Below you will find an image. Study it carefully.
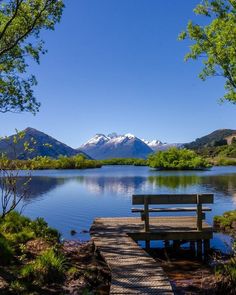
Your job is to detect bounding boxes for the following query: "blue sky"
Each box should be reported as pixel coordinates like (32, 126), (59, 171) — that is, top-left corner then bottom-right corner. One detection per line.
(0, 0), (235, 147)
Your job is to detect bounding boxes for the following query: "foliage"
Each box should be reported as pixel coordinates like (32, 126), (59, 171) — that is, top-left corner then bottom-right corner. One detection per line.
(0, 211), (60, 247)
(185, 129), (236, 150)
(0, 0), (64, 114)
(214, 210), (236, 232)
(214, 210), (236, 294)
(194, 142), (236, 165)
(21, 248), (66, 284)
(0, 233), (14, 264)
(148, 147), (211, 170)
(179, 0), (236, 103)
(29, 154), (102, 169)
(0, 130), (32, 218)
(99, 158), (147, 166)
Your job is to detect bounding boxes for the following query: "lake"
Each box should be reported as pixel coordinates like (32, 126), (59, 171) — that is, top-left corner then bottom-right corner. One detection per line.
(19, 165), (236, 252)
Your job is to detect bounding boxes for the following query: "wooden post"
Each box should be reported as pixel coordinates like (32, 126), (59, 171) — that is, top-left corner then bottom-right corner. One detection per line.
(164, 240), (170, 248)
(197, 240), (202, 259)
(190, 241), (195, 255)
(144, 196), (149, 232)
(145, 240), (150, 249)
(173, 240), (180, 251)
(197, 195), (202, 231)
(204, 239), (210, 260)
(144, 196), (150, 249)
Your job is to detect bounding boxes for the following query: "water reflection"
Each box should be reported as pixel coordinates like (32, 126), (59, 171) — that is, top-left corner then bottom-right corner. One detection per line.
(75, 176), (147, 195)
(148, 175), (200, 189)
(16, 172), (236, 203)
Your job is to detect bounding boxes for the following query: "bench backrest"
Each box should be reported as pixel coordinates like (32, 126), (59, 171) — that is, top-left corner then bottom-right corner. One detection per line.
(132, 194), (214, 205)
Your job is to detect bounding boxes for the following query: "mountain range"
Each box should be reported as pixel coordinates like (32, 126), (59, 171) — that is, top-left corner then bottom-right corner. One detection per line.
(78, 133), (181, 159)
(0, 127), (88, 160)
(0, 127), (235, 160)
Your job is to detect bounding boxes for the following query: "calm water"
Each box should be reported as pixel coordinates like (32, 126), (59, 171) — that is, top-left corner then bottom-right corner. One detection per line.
(18, 166), (236, 251)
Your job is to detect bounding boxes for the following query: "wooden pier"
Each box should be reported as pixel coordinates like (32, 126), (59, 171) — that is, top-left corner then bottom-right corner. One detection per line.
(90, 194), (213, 294)
(91, 217), (174, 294)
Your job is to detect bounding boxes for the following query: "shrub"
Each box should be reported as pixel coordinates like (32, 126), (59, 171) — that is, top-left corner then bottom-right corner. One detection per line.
(30, 217), (60, 242)
(148, 147), (211, 170)
(100, 158), (147, 166)
(0, 234), (14, 264)
(215, 240), (236, 295)
(21, 249), (66, 284)
(0, 211), (31, 234)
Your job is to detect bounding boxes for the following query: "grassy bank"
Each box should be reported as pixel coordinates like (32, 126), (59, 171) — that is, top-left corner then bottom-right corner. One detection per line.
(0, 211), (110, 294)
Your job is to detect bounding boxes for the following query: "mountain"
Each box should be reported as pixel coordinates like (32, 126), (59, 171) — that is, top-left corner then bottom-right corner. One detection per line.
(142, 139), (163, 151)
(0, 127), (89, 159)
(185, 129), (236, 149)
(143, 140), (182, 151)
(79, 133), (154, 159)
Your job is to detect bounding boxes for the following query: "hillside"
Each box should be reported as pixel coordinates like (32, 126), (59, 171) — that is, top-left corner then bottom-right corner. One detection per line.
(0, 128), (88, 159)
(185, 129), (236, 150)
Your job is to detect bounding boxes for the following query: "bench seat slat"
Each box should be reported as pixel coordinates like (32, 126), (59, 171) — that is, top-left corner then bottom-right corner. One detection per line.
(131, 207), (211, 213)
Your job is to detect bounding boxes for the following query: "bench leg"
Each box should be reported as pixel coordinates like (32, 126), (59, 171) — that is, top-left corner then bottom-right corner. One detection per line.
(173, 240), (180, 251)
(190, 241), (195, 255)
(164, 240), (170, 248)
(197, 240), (202, 259)
(145, 240), (150, 249)
(204, 239), (210, 260)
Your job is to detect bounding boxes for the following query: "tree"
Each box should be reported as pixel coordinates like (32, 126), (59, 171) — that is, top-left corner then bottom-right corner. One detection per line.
(0, 0), (64, 114)
(148, 147), (210, 170)
(0, 130), (31, 218)
(179, 0), (236, 103)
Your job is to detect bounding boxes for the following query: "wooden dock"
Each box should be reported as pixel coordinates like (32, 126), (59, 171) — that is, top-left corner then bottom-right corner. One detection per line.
(90, 216), (213, 294)
(91, 217), (176, 294)
(90, 194), (213, 294)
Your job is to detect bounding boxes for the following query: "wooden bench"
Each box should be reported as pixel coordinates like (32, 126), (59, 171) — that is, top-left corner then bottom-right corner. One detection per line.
(132, 194), (214, 257)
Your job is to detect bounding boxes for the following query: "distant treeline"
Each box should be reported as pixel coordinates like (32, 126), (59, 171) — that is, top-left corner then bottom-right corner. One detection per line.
(99, 158), (147, 166)
(0, 154), (102, 170)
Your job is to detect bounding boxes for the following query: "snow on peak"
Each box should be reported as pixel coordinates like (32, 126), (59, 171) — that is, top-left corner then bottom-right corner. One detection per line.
(124, 133), (135, 139)
(82, 134), (109, 146)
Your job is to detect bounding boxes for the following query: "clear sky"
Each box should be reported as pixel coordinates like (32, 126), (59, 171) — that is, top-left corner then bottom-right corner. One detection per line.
(0, 0), (235, 148)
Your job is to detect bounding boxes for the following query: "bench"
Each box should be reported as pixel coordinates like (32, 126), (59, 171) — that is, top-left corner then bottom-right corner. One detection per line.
(132, 194), (214, 257)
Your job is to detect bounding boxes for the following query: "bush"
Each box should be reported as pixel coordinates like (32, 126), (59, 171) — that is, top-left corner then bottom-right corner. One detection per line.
(30, 217), (60, 242)
(148, 147), (211, 170)
(21, 249), (66, 284)
(214, 210), (236, 233)
(100, 158), (147, 166)
(0, 234), (14, 264)
(215, 240), (236, 295)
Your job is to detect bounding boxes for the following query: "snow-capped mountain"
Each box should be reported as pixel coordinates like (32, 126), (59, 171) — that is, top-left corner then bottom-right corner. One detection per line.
(142, 139), (163, 151)
(79, 133), (154, 159)
(143, 139), (182, 151)
(79, 132), (183, 159)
